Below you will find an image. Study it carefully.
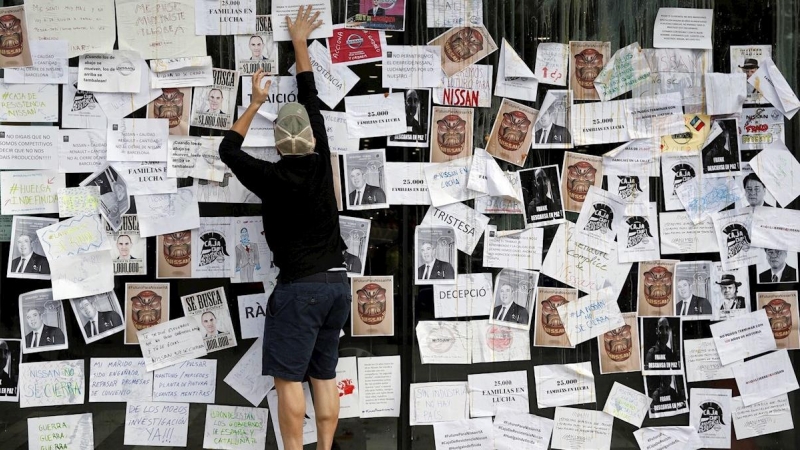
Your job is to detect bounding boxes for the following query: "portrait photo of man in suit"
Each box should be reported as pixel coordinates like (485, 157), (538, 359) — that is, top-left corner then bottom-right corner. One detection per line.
(248, 35), (269, 60)
(24, 307), (65, 349)
(716, 274), (746, 311)
(115, 235), (137, 260)
(10, 232), (50, 276)
(76, 295), (123, 340)
(348, 167), (386, 207)
(365, 0), (385, 16)
(534, 108), (571, 145)
(759, 248), (798, 283)
(492, 283), (530, 325)
(742, 173), (773, 207)
(201, 311), (225, 338)
(675, 278), (712, 316)
(417, 240), (455, 281)
(205, 88), (226, 115)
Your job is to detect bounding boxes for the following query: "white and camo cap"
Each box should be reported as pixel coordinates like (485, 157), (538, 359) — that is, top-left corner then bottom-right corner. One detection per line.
(274, 102), (315, 156)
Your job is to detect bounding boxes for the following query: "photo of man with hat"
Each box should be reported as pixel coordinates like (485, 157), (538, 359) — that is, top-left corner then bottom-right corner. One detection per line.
(739, 58), (759, 97)
(716, 274), (746, 311)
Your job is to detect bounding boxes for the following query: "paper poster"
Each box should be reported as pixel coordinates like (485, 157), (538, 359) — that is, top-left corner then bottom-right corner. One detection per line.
(167, 136), (226, 180)
(410, 382), (469, 425)
(342, 150), (389, 210)
(426, 0), (483, 27)
(234, 16), (277, 75)
(223, 339), (274, 407)
(335, 356), (360, 419)
(429, 106), (472, 161)
(339, 216), (370, 277)
(416, 321), (470, 364)
(181, 287), (237, 353)
(382, 45), (441, 89)
(328, 24), (386, 65)
(531, 90), (572, 150)
(633, 427), (703, 450)
(738, 106), (785, 151)
(751, 207), (800, 252)
(653, 8), (713, 49)
(0, 81), (58, 122)
(710, 309), (776, 366)
(473, 171), (524, 215)
(748, 57), (800, 119)
(705, 73), (747, 116)
(756, 290), (799, 350)
(138, 316), (208, 372)
(79, 165), (131, 232)
(676, 176), (744, 225)
(191, 69), (239, 130)
(533, 287), (576, 349)
(603, 382), (651, 428)
(624, 92), (685, 139)
(68, 292), (125, 344)
(19, 360), (84, 408)
(710, 208), (758, 272)
(196, 0), (256, 35)
(552, 407), (613, 450)
(0, 5), (33, 68)
(0, 125), (60, 170)
(560, 152), (602, 213)
(568, 41), (610, 101)
(62, 69), (107, 130)
(124, 282), (170, 345)
(598, 312), (642, 375)
(637, 260), (678, 317)
(534, 362), (595, 409)
(428, 25), (497, 77)
(756, 248), (798, 285)
(111, 161), (176, 197)
(571, 100), (630, 146)
(57, 186), (100, 218)
(147, 88), (192, 136)
(470, 320), (530, 364)
(78, 51), (143, 93)
(415, 226), (457, 286)
(388, 89), (433, 149)
(572, 186), (625, 251)
(604, 139), (661, 178)
(241, 74), (297, 122)
(203, 405), (269, 450)
(486, 98), (537, 167)
(645, 374), (689, 418)
(660, 151), (700, 211)
(135, 186), (201, 238)
(488, 268), (538, 330)
(89, 358), (153, 403)
(558, 288), (625, 346)
(8, 217), (57, 281)
(422, 203), (488, 255)
(683, 338), (734, 383)
(0, 338), (20, 402)
(732, 350), (799, 406)
(494, 39), (538, 102)
(702, 119), (742, 177)
(105, 214), (146, 276)
(518, 165), (565, 228)
(640, 317), (682, 375)
(674, 261), (713, 319)
(273, 0), (334, 39)
(236, 293), (266, 340)
(750, 142), (800, 207)
(124, 401), (189, 447)
(193, 217), (233, 279)
(351, 276), (394, 337)
(0, 170), (64, 215)
(617, 203), (660, 263)
(731, 394), (794, 439)
(150, 56), (214, 89)
(604, 163), (650, 217)
(156, 230), (193, 279)
(345, 93), (406, 138)
(25, 0), (115, 58)
(344, 0), (405, 32)
(153, 359), (216, 404)
(28, 413), (94, 449)
(659, 211), (719, 254)
(424, 157), (484, 207)
(358, 355), (401, 418)
(433, 418), (493, 450)
(117, 0), (207, 60)
(93, 59), (162, 120)
(731, 44), (772, 104)
(482, 225), (543, 271)
(433, 64), (492, 108)
(288, 41), (360, 109)
(432, 272), (492, 318)
(228, 216), (279, 284)
(593, 42), (651, 101)
(107, 119), (169, 162)
(493, 413), (554, 450)
(468, 370), (528, 417)
(534, 42), (568, 86)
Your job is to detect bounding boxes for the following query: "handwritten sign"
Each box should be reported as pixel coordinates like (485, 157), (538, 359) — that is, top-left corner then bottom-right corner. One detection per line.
(28, 413), (94, 449)
(534, 43), (569, 86)
(203, 405), (269, 450)
(117, 0), (207, 60)
(89, 358), (153, 403)
(603, 382), (651, 427)
(433, 64), (492, 108)
(223, 339), (274, 407)
(57, 186), (101, 218)
(26, 0), (116, 58)
(423, 157), (485, 207)
(593, 42), (651, 101)
(409, 382), (469, 425)
(0, 170), (65, 215)
(422, 202), (489, 255)
(432, 273), (493, 318)
(153, 359), (216, 404)
(137, 316), (207, 372)
(124, 401), (189, 447)
(37, 214), (109, 260)
(19, 360), (85, 408)
(107, 119), (169, 162)
(557, 288), (625, 346)
(0, 126), (60, 170)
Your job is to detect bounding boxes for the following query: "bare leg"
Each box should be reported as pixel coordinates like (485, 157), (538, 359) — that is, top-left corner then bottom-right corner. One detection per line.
(309, 376), (340, 450)
(274, 377), (306, 450)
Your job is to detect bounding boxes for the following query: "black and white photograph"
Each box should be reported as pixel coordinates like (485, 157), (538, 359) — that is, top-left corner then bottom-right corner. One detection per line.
(339, 216), (372, 277)
(489, 268), (539, 331)
(674, 261), (714, 320)
(711, 263), (751, 321)
(640, 316), (682, 375)
(388, 88), (431, 148)
(0, 339), (20, 402)
(645, 374), (689, 419)
(519, 164), (565, 228)
(235, 16), (278, 75)
(701, 119), (742, 177)
(736, 163), (779, 208)
(661, 151), (701, 211)
(190, 68), (239, 130)
(414, 225), (457, 285)
(106, 214), (147, 276)
(7, 216), (57, 280)
(757, 248), (798, 284)
(68, 291), (125, 344)
(343, 149), (389, 211)
(530, 90), (573, 149)
(80, 164), (131, 231)
(19, 288), (68, 354)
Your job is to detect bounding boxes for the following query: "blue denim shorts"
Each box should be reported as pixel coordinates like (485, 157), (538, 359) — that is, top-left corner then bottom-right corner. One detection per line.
(262, 271), (351, 381)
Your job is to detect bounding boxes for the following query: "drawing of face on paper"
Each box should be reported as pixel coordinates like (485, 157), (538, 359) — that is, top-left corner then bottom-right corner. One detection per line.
(533, 287), (576, 349)
(351, 276), (394, 337)
(569, 41), (610, 101)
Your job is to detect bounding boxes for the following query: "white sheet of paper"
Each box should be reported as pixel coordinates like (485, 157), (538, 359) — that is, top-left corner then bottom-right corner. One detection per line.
(345, 93), (407, 138)
(571, 100), (631, 146)
(223, 339), (274, 407)
(26, 0), (115, 58)
(124, 401), (189, 447)
(153, 359), (216, 404)
(385, 162), (432, 205)
(432, 64), (493, 108)
(135, 186), (201, 238)
(604, 163), (650, 217)
(659, 211), (719, 254)
(137, 316), (208, 372)
(473, 171), (524, 215)
(750, 206), (800, 252)
(57, 186), (100, 218)
(50, 250), (115, 300)
(653, 8), (713, 49)
(0, 126), (59, 170)
(482, 225), (543, 271)
(605, 138), (661, 177)
(107, 119), (169, 162)
(558, 288), (625, 346)
(573, 186), (626, 251)
(237, 293), (267, 340)
(749, 57), (800, 119)
(433, 418), (494, 450)
(732, 349), (799, 406)
(4, 40), (68, 84)
(710, 207), (760, 270)
(94, 59), (162, 120)
(272, 0), (332, 41)
(468, 370), (529, 417)
(382, 45), (441, 89)
(493, 412), (554, 450)
(683, 338), (734, 383)
(289, 41), (359, 108)
(19, 360), (85, 408)
(470, 320), (531, 364)
(358, 355), (401, 418)
(335, 356), (360, 419)
(202, 405), (268, 450)
(593, 42), (651, 101)
(117, 0), (207, 60)
(731, 394), (794, 439)
(661, 151), (701, 211)
(422, 203), (489, 255)
(706, 72), (747, 115)
(552, 407), (613, 450)
(1, 170), (65, 215)
(534, 362), (596, 409)
(624, 92), (685, 139)
(603, 382), (652, 428)
(424, 157), (485, 207)
(111, 161), (176, 196)
(196, 0), (256, 35)
(150, 56), (214, 89)
(78, 51), (143, 93)
(432, 273), (492, 318)
(616, 203), (660, 263)
(633, 427), (703, 450)
(409, 382), (469, 425)
(425, 0), (483, 28)
(677, 176), (744, 225)
(416, 321), (471, 364)
(0, 81), (58, 122)
(28, 414), (93, 449)
(89, 358), (153, 402)
(59, 129), (107, 173)
(533, 43), (569, 86)
(689, 388), (731, 449)
(467, 148), (521, 201)
(494, 39), (538, 102)
(321, 110), (359, 153)
(749, 142), (800, 207)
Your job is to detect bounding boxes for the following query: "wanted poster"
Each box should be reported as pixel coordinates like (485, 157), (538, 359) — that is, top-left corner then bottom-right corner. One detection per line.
(702, 119), (742, 177)
(489, 268), (539, 331)
(415, 225), (457, 285)
(518, 165), (565, 228)
(345, 0), (406, 32)
(645, 374), (689, 419)
(640, 317), (682, 375)
(531, 90), (573, 150)
(351, 276), (394, 337)
(661, 151), (700, 211)
(598, 313), (641, 375)
(68, 292), (125, 344)
(193, 217), (232, 279)
(124, 282), (170, 345)
(674, 261), (713, 320)
(561, 152), (602, 213)
(190, 68), (239, 130)
(428, 26), (497, 77)
(0, 6), (33, 68)
(107, 214), (146, 276)
(730, 45), (771, 104)
(710, 262), (750, 321)
(533, 287), (577, 349)
(181, 287), (237, 353)
(430, 106), (473, 162)
(235, 16), (278, 75)
(0, 338), (20, 402)
(80, 165), (131, 232)
(7, 216), (57, 280)
(157, 231), (193, 279)
(617, 203), (660, 263)
(343, 149), (388, 211)
(568, 41), (611, 101)
(486, 98), (538, 167)
(690, 388), (732, 449)
(19, 289), (68, 354)
(661, 114), (712, 151)
(738, 106), (785, 151)
(147, 87), (192, 136)
(757, 291), (800, 350)
(340, 216), (371, 277)
(388, 89), (431, 148)
(638, 260), (679, 317)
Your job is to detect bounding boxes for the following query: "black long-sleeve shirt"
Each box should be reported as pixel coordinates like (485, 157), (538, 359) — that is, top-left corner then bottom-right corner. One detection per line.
(219, 72), (345, 282)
